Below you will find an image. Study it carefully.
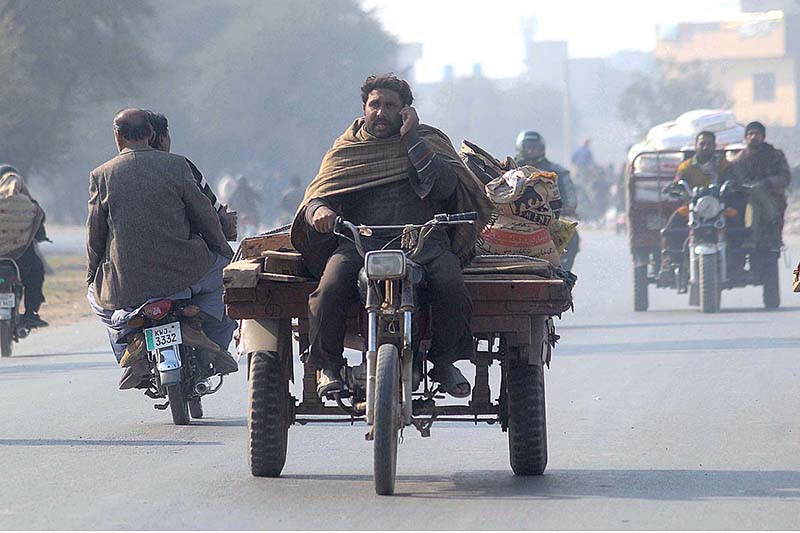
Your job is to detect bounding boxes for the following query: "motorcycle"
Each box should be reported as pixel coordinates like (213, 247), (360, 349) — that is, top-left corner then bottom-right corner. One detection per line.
(121, 298), (225, 425)
(0, 258), (29, 357)
(660, 179), (781, 313)
(329, 211), (478, 495)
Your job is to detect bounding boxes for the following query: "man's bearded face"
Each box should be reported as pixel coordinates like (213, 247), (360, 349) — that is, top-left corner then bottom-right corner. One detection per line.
(364, 88), (404, 138)
(695, 134), (715, 160)
(745, 129), (765, 149)
(520, 140), (546, 162)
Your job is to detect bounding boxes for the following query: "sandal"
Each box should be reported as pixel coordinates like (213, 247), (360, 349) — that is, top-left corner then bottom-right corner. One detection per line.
(317, 367), (345, 399)
(428, 364), (471, 398)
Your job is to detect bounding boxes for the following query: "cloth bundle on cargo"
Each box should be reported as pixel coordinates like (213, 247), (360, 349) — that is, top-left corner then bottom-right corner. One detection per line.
(0, 171), (43, 259)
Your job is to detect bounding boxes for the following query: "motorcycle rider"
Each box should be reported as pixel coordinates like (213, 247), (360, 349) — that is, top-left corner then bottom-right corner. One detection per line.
(291, 73), (492, 400)
(727, 121), (790, 249)
(515, 130), (580, 271)
(0, 165), (49, 329)
(86, 109), (238, 389)
(658, 131), (730, 284)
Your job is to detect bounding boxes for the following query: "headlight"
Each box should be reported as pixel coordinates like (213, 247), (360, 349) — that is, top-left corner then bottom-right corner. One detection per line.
(693, 196), (722, 220)
(365, 250), (406, 280)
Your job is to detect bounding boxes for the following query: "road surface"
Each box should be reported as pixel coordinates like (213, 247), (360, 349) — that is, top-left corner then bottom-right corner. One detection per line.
(1, 229), (799, 529)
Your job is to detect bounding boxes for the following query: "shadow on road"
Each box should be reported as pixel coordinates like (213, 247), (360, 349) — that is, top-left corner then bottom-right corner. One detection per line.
(559, 320), (764, 331)
(558, 337), (800, 356)
(286, 469), (800, 501)
(0, 360), (113, 376)
(0, 438), (222, 447)
(3, 349), (110, 359)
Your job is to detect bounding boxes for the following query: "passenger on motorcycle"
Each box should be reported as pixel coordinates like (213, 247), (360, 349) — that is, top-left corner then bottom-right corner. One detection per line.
(146, 111), (238, 241)
(515, 130), (580, 271)
(86, 109), (238, 390)
(727, 121), (790, 249)
(290, 74), (492, 400)
(0, 165), (49, 329)
(658, 131), (730, 283)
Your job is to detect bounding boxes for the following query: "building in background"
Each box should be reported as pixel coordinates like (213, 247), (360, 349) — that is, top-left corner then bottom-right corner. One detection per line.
(655, 5), (800, 128)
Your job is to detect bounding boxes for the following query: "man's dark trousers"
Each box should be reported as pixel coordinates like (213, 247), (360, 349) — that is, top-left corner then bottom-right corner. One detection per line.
(16, 244), (45, 314)
(307, 242), (474, 370)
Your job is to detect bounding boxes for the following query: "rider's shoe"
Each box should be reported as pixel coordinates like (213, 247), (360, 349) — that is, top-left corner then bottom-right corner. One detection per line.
(119, 333), (146, 368)
(317, 367), (345, 399)
(211, 351), (239, 375)
(428, 363), (471, 398)
(22, 312), (48, 329)
(182, 323), (238, 375)
(119, 359), (150, 390)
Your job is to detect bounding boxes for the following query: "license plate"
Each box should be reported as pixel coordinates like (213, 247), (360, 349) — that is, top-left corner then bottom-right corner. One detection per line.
(144, 322), (182, 351)
(0, 293), (14, 308)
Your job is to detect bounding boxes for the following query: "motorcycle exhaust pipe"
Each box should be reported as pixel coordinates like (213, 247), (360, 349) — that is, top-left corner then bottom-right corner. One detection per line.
(194, 380), (212, 395)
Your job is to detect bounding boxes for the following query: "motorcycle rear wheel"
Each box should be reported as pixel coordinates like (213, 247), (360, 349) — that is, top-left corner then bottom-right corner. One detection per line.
(761, 253), (780, 309)
(189, 398), (203, 419)
(248, 350), (290, 477)
(167, 384), (190, 425)
(0, 321), (12, 357)
(373, 343), (400, 496)
(504, 346), (548, 476)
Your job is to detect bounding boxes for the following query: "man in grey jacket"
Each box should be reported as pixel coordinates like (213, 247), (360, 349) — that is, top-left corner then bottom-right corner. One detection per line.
(87, 108), (238, 389)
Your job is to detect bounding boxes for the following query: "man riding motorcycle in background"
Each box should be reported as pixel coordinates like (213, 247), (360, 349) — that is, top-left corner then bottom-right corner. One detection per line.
(727, 121), (790, 249)
(0, 165), (49, 329)
(658, 131), (730, 284)
(515, 130), (580, 271)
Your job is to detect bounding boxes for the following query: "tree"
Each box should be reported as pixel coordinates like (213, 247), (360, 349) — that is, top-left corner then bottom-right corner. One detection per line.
(618, 60), (729, 135)
(0, 0), (155, 175)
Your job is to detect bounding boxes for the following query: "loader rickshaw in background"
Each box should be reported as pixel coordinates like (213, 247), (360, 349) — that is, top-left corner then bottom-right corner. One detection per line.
(626, 149), (781, 313)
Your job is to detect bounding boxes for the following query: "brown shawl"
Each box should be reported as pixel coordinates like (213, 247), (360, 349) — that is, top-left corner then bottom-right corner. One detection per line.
(290, 118), (493, 277)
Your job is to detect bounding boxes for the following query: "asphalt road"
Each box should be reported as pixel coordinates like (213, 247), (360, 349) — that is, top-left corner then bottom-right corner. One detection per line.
(1, 228), (799, 530)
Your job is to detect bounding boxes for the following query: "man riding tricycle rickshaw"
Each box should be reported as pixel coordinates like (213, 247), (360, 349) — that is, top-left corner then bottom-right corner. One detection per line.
(224, 74), (575, 495)
(626, 121), (789, 313)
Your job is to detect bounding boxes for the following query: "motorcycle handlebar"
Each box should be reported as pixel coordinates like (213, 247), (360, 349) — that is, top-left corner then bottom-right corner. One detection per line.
(434, 211), (478, 222)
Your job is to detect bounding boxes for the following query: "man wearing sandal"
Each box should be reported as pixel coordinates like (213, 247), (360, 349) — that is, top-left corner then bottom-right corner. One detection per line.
(291, 73), (492, 400)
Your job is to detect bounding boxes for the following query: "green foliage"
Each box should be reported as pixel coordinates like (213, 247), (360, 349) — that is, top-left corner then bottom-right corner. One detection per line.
(618, 60), (729, 135)
(0, 0), (155, 174)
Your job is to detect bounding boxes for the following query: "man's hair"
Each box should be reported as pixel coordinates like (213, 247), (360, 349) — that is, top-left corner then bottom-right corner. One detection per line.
(696, 130), (716, 142)
(113, 109), (153, 141)
(146, 111), (169, 139)
(360, 73), (413, 106)
(745, 121), (766, 136)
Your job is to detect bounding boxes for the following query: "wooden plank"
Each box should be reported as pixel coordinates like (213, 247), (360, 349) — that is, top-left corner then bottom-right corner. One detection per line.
(222, 259), (262, 289)
(241, 233), (293, 259)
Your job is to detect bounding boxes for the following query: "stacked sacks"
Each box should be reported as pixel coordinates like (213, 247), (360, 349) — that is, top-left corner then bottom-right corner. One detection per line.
(460, 141), (576, 265)
(0, 172), (43, 258)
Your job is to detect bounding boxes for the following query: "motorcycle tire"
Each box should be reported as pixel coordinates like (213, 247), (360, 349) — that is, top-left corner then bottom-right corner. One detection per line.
(504, 346), (548, 476)
(248, 350), (289, 477)
(373, 343), (400, 496)
(699, 253), (720, 313)
(0, 321), (12, 357)
(189, 398), (203, 419)
(167, 384), (190, 425)
(762, 253), (780, 309)
(633, 265), (649, 312)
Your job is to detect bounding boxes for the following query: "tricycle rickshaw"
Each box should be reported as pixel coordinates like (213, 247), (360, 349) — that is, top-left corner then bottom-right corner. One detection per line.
(626, 149), (781, 313)
(223, 214), (574, 495)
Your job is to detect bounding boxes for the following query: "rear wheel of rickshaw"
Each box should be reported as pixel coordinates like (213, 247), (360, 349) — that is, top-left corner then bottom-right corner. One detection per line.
(761, 253), (780, 309)
(505, 347), (547, 476)
(633, 265), (649, 312)
(248, 350), (290, 477)
(699, 253), (720, 313)
(373, 343), (400, 495)
(0, 321), (12, 357)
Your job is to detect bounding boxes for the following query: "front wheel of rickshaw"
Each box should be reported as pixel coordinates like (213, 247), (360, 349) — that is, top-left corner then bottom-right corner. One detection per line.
(373, 343), (400, 495)
(505, 347), (547, 476)
(633, 265), (649, 312)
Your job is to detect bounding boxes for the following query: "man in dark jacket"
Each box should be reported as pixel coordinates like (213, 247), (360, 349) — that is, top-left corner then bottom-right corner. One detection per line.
(515, 130), (580, 270)
(291, 74), (492, 400)
(728, 121), (791, 248)
(87, 109), (238, 389)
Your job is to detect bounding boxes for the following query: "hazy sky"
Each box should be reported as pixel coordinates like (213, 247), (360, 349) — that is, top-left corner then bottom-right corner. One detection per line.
(362, 0), (744, 82)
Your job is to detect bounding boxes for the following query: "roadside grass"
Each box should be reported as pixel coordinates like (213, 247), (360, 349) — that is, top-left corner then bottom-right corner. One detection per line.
(40, 253), (94, 327)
